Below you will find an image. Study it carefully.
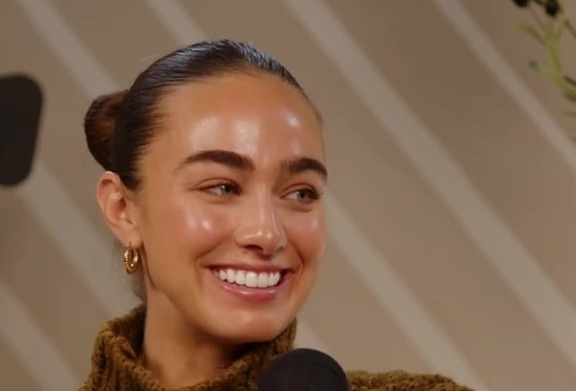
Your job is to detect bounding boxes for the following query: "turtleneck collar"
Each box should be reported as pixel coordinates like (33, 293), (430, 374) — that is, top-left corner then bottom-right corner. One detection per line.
(79, 306), (297, 391)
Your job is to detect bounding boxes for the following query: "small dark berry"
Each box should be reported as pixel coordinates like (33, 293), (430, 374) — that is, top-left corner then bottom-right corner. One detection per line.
(546, 0), (560, 16)
(513, 0), (530, 7)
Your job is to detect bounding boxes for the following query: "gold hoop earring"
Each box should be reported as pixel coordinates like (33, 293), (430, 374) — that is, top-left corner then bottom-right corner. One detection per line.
(123, 244), (140, 274)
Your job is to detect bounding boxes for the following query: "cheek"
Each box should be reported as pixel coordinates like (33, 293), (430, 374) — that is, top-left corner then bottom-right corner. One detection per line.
(285, 211), (326, 265)
(152, 198), (234, 259)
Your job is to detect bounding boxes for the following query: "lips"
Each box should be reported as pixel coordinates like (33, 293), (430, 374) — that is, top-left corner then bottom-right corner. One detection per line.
(208, 265), (292, 303)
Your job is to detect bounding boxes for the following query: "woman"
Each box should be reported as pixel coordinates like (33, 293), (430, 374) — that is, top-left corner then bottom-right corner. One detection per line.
(80, 39), (471, 390)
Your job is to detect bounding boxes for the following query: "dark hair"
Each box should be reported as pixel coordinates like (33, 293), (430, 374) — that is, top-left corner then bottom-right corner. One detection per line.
(84, 39), (316, 190)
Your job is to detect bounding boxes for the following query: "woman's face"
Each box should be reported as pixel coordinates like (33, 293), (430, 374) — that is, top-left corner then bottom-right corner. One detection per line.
(134, 73), (326, 343)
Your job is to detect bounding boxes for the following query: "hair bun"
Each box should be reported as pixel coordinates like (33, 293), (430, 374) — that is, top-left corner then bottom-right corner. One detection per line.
(83, 90), (127, 171)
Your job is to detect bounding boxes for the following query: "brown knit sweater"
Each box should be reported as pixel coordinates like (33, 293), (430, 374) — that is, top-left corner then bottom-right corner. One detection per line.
(79, 307), (473, 391)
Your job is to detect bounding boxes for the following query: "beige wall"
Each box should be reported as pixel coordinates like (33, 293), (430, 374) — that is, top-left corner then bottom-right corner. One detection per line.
(1, 1), (575, 390)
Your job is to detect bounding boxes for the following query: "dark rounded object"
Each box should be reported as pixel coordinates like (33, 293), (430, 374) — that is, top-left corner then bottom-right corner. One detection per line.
(0, 74), (43, 187)
(258, 348), (350, 390)
(512, 0), (530, 7)
(546, 0), (560, 16)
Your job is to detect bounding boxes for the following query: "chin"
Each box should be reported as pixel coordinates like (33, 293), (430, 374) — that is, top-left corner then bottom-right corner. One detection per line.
(215, 315), (291, 344)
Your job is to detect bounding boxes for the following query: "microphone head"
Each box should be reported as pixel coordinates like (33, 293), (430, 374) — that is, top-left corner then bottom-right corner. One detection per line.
(258, 348), (349, 390)
(0, 74), (42, 187)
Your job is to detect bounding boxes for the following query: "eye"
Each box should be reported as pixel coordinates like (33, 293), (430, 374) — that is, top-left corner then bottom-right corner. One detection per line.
(202, 181), (240, 197)
(285, 187), (322, 204)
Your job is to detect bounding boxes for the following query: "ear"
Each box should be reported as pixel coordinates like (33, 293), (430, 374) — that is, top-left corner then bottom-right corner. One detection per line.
(96, 171), (142, 248)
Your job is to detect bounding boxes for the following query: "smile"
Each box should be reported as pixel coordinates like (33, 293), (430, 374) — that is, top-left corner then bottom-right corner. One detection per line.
(212, 268), (283, 288)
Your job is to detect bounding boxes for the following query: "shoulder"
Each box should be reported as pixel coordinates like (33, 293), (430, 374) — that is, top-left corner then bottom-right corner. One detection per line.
(346, 370), (474, 391)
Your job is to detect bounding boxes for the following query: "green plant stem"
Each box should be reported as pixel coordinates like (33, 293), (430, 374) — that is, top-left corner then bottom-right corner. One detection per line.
(529, 3), (547, 30)
(566, 19), (576, 39)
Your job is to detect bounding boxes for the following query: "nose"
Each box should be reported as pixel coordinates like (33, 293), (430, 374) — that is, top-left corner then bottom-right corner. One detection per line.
(234, 195), (287, 256)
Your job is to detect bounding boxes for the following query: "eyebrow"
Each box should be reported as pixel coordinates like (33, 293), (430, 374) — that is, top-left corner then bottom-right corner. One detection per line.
(177, 150), (255, 172)
(176, 149), (327, 180)
(281, 156), (328, 180)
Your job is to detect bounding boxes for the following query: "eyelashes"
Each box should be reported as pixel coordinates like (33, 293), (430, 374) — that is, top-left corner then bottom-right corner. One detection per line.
(284, 187), (322, 204)
(198, 180), (323, 205)
(201, 181), (241, 197)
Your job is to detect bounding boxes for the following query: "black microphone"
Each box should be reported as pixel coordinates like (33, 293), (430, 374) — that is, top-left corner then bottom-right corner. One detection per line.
(0, 74), (43, 187)
(258, 348), (350, 390)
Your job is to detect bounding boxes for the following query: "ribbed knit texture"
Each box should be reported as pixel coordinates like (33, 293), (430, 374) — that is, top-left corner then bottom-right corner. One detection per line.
(79, 307), (473, 391)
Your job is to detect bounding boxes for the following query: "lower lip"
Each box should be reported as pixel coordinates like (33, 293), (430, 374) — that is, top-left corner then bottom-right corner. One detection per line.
(209, 270), (292, 303)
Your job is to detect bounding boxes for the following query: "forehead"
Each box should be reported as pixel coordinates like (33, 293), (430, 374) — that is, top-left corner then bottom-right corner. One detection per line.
(153, 73), (324, 159)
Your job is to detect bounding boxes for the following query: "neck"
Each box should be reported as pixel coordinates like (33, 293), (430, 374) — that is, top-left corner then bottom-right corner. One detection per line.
(142, 298), (242, 388)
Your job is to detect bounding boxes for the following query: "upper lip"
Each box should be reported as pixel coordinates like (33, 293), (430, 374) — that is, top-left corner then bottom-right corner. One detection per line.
(208, 264), (291, 273)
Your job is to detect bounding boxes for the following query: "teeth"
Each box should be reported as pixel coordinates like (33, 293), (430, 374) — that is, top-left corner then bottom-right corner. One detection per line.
(214, 268), (282, 288)
(257, 273), (268, 288)
(246, 271), (258, 288)
(234, 271), (246, 285)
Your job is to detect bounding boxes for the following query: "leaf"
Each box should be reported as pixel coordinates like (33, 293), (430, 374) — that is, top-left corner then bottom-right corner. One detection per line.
(517, 1), (576, 121)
